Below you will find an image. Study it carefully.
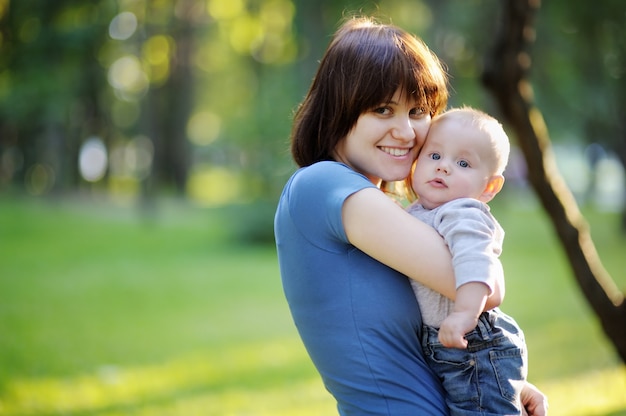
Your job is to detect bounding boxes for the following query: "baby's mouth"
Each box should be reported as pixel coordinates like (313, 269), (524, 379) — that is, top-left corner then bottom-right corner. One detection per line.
(429, 178), (447, 187)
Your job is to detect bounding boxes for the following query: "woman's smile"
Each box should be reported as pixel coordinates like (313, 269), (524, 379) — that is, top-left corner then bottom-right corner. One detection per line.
(379, 146), (412, 157)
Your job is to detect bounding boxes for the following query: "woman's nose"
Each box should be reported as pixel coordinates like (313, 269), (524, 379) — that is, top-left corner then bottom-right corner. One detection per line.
(391, 117), (416, 141)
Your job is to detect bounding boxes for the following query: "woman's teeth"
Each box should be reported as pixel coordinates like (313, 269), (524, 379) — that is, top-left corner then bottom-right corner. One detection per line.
(381, 147), (409, 156)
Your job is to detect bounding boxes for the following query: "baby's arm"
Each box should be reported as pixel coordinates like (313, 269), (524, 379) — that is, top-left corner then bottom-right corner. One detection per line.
(438, 282), (490, 348)
(433, 198), (505, 348)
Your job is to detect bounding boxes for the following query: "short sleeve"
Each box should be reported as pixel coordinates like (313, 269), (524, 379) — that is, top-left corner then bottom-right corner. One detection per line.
(283, 161), (377, 250)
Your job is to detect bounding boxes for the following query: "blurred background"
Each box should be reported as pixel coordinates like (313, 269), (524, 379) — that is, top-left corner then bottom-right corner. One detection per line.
(0, 0), (625, 415)
(0, 0), (624, 218)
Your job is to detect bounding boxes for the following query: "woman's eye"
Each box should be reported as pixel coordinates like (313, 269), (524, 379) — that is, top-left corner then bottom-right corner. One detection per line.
(458, 160), (470, 168)
(410, 107), (426, 117)
(374, 106), (391, 115)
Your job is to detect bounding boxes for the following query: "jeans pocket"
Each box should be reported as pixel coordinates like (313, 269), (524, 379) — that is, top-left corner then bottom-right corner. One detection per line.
(428, 346), (479, 404)
(489, 346), (527, 402)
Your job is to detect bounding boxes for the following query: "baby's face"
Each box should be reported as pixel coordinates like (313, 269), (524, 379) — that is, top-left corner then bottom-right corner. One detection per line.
(411, 119), (496, 209)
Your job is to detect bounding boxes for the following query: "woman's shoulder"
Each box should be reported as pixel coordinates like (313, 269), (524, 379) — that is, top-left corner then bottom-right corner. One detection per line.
(296, 161), (362, 178)
(289, 161), (373, 190)
(280, 161), (376, 222)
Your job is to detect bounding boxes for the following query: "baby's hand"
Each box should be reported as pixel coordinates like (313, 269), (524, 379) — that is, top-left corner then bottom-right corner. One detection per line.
(438, 311), (478, 349)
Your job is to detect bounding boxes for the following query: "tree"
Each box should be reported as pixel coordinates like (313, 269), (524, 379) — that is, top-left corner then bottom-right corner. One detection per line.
(0, 1), (113, 192)
(141, 0), (196, 195)
(482, 0), (626, 362)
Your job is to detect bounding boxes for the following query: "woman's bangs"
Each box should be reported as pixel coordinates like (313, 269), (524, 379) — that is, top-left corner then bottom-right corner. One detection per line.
(368, 43), (417, 106)
(389, 51), (429, 108)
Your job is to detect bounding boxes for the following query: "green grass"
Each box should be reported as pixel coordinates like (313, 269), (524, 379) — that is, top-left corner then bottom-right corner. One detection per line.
(0, 193), (624, 415)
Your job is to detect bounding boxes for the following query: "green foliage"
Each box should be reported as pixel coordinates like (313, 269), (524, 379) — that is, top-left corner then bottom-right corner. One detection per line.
(2, 0), (624, 199)
(529, 0), (625, 149)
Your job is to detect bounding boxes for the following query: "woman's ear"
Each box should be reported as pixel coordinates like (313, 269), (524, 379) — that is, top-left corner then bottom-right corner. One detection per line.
(479, 175), (505, 203)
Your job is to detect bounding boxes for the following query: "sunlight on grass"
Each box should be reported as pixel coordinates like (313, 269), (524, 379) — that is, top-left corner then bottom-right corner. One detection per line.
(106, 378), (335, 416)
(1, 335), (624, 415)
(541, 366), (626, 416)
(0, 338), (335, 415)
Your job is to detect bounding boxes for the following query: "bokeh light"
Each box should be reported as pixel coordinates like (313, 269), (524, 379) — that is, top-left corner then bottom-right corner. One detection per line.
(194, 39), (231, 73)
(229, 15), (263, 55)
(126, 135), (154, 180)
(107, 55), (149, 100)
(187, 111), (221, 146)
(252, 0), (296, 64)
(594, 154), (625, 211)
(109, 12), (138, 41)
(142, 35), (173, 85)
(79, 137), (108, 182)
(186, 165), (242, 206)
(107, 136), (153, 204)
(207, 0), (244, 20)
(109, 136), (154, 180)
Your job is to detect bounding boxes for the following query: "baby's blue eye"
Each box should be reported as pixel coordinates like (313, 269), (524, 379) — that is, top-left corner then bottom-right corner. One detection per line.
(458, 160), (469, 168)
(431, 153), (441, 160)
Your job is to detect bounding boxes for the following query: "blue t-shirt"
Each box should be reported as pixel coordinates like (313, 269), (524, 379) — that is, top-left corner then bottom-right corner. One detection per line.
(274, 161), (447, 415)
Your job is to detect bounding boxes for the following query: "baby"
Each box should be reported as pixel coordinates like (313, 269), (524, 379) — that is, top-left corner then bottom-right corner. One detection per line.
(408, 107), (528, 415)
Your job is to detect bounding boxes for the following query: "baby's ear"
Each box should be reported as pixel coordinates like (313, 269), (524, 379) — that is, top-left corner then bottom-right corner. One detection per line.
(479, 175), (504, 203)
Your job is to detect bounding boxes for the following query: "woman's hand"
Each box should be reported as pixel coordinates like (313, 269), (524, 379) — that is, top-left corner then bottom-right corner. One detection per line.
(521, 382), (548, 416)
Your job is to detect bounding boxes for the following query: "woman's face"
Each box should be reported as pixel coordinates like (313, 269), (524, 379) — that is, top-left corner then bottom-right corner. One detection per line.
(333, 90), (431, 184)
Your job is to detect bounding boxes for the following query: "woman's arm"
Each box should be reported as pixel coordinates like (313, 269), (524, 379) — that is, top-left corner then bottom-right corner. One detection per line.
(342, 188), (504, 308)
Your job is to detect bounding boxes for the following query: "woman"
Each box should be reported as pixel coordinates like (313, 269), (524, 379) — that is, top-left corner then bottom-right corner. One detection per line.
(274, 16), (547, 415)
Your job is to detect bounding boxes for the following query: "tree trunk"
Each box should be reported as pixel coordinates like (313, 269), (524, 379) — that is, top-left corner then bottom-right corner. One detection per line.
(482, 0), (626, 362)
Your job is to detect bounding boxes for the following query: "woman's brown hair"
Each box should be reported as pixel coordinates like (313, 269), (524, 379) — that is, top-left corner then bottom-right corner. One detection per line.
(291, 17), (449, 167)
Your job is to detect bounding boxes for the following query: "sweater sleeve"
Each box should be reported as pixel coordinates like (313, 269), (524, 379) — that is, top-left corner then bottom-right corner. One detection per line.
(432, 198), (504, 293)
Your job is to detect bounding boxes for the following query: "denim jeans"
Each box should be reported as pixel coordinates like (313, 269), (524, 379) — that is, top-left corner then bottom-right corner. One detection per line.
(422, 309), (528, 416)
